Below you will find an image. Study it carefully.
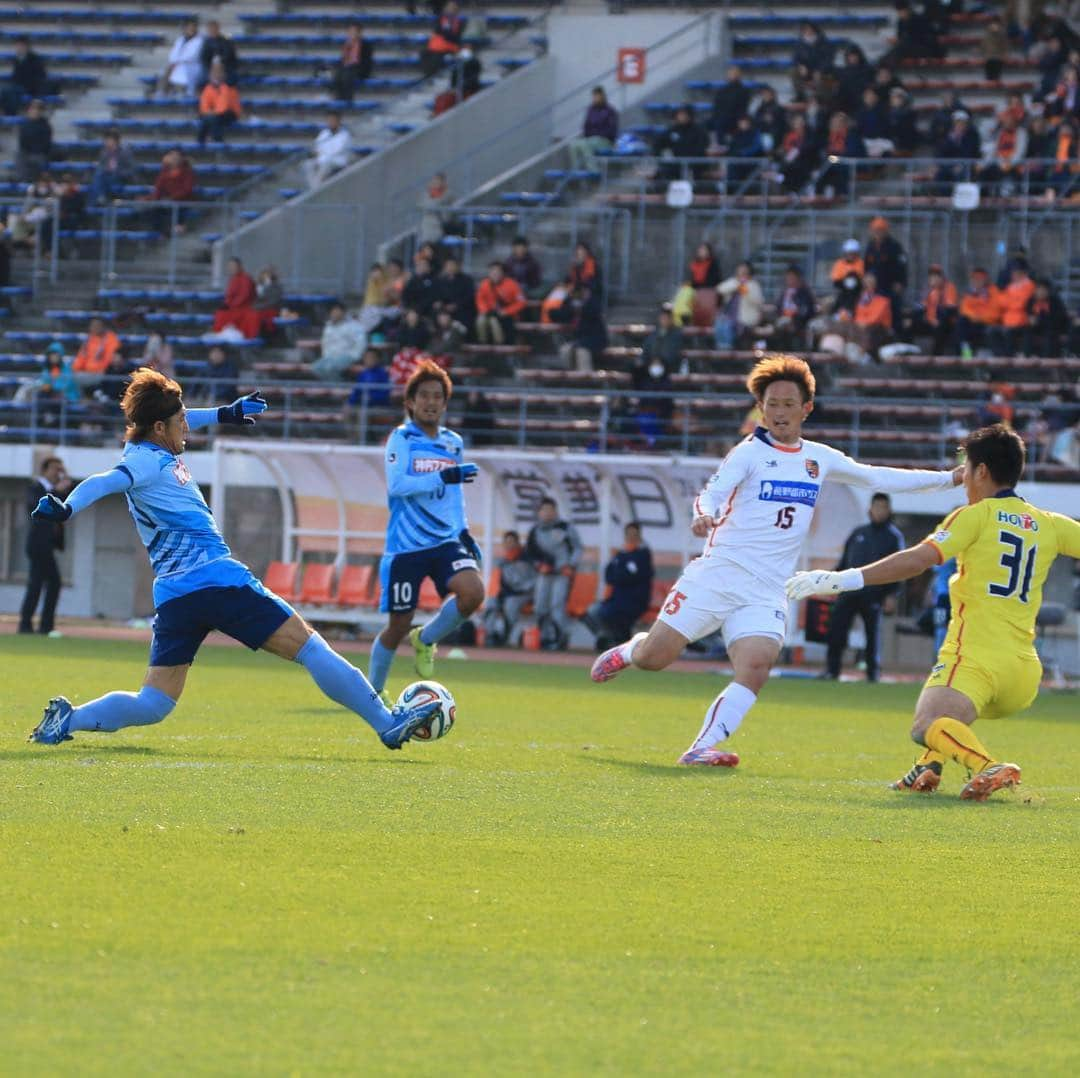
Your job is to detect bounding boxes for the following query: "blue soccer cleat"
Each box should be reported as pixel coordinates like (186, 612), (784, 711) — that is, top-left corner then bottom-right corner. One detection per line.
(380, 699), (440, 750)
(28, 696), (75, 745)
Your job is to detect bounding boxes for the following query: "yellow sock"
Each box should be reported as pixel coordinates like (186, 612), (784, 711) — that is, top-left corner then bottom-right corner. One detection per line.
(924, 718), (995, 773)
(916, 747), (946, 770)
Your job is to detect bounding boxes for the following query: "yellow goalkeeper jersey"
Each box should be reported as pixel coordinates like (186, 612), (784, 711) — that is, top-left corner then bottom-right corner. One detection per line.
(923, 490), (1080, 655)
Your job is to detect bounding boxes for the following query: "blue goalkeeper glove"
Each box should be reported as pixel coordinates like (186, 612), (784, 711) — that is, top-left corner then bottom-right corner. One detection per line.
(218, 391), (268, 426)
(441, 463), (478, 485)
(32, 493), (72, 522)
(460, 528), (482, 565)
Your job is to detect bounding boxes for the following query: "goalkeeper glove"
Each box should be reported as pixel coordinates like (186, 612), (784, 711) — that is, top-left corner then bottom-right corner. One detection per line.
(31, 493), (72, 522)
(441, 463), (478, 485)
(785, 568), (864, 601)
(460, 528), (482, 564)
(218, 391), (268, 426)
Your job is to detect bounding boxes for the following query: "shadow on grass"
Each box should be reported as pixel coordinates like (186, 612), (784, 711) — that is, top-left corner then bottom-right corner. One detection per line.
(581, 754), (740, 779)
(2, 743), (163, 762)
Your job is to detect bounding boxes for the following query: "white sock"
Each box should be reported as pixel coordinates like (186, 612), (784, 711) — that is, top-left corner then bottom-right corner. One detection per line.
(689, 682), (757, 750)
(620, 631), (648, 665)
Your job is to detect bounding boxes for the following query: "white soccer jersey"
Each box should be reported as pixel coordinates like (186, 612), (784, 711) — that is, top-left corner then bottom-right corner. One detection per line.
(692, 427), (955, 594)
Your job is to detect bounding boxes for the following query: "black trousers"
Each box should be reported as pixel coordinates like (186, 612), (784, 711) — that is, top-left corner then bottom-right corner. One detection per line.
(826, 592), (883, 680)
(19, 547), (61, 633)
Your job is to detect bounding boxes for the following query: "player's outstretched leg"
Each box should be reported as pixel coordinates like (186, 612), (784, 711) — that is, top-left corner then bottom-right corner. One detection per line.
(590, 631), (648, 682)
(28, 685), (177, 745)
(677, 682), (757, 766)
(293, 631), (436, 749)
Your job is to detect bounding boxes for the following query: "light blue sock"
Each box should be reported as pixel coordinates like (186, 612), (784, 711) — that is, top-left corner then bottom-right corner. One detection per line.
(419, 595), (464, 646)
(69, 685), (176, 733)
(368, 637), (395, 692)
(297, 632), (392, 734)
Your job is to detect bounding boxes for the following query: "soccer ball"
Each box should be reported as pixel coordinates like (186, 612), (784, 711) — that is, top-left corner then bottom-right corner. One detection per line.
(397, 680), (456, 741)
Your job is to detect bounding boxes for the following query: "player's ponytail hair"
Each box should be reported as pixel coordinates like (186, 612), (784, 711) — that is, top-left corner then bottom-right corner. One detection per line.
(403, 359), (452, 418)
(121, 367), (184, 443)
(746, 354), (816, 403)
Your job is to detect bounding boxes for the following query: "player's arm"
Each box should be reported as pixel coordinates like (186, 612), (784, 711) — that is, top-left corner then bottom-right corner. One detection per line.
(823, 449), (961, 493)
(30, 467), (133, 522)
(1051, 513), (1080, 559)
(185, 391), (268, 430)
(786, 543), (938, 599)
(691, 445), (750, 537)
(384, 430), (476, 497)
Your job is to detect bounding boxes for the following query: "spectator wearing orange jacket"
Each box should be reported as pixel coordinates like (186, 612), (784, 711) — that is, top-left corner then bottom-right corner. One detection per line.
(908, 263), (958, 355)
(475, 261), (526, 345)
(992, 264), (1037, 355)
(955, 267), (1001, 354)
(197, 60), (241, 145)
(72, 316), (122, 391)
(852, 271), (893, 359)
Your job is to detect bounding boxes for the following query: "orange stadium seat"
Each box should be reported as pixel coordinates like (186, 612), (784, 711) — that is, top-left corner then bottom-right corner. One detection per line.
(264, 561), (300, 602)
(566, 573), (599, 619)
(417, 578), (442, 612)
(337, 564), (375, 607)
(300, 563), (335, 605)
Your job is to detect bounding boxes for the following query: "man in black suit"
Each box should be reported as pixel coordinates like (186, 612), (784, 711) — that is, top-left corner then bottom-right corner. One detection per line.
(19, 456), (73, 635)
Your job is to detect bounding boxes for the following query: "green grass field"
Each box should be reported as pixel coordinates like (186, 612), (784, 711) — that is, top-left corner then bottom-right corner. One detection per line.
(3, 635), (1079, 1076)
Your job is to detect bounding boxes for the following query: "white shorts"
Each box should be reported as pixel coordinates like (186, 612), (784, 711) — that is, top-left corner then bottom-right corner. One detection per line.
(656, 557), (788, 647)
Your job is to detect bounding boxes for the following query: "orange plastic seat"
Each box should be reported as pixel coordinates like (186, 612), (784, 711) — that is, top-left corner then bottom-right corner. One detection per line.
(566, 572), (599, 618)
(300, 563), (335, 605)
(337, 564), (375, 607)
(264, 560), (300, 602)
(417, 578), (442, 611)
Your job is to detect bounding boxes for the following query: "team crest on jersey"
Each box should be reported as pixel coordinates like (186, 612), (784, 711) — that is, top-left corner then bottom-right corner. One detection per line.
(932, 529), (950, 542)
(172, 460), (191, 485)
(804, 459), (820, 479)
(997, 510), (1038, 532)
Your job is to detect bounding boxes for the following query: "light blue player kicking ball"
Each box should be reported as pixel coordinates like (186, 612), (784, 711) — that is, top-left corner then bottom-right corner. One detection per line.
(367, 361), (485, 704)
(27, 368), (439, 749)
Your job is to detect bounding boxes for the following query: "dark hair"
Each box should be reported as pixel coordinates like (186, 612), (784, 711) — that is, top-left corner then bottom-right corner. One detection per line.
(870, 492), (891, 503)
(327, 109), (341, 121)
(962, 423), (1026, 488)
(625, 520), (642, 533)
(403, 359), (451, 417)
(121, 368), (183, 442)
(503, 529), (521, 542)
(539, 497), (557, 509)
(746, 354), (816, 403)
(512, 235), (528, 247)
(40, 456), (62, 474)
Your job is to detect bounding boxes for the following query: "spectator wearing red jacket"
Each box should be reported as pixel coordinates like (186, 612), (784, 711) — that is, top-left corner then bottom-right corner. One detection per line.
(144, 150), (196, 235)
(475, 261), (525, 345)
(212, 257), (259, 337)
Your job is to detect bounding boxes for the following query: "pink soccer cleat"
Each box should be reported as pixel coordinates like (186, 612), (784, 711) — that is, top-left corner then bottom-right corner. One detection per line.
(677, 748), (740, 767)
(590, 633), (646, 683)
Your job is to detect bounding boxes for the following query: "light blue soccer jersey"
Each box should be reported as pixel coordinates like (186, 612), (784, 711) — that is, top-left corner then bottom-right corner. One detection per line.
(384, 420), (469, 556)
(117, 441), (239, 603)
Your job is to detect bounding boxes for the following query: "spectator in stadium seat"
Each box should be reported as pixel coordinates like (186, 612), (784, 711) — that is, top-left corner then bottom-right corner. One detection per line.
(9, 173), (54, 250)
(432, 255), (475, 332)
(253, 267), (282, 338)
(505, 236), (543, 296)
(656, 105), (709, 182)
(569, 86), (618, 172)
(420, 1), (464, 79)
(13, 341), (78, 407)
(725, 114), (766, 191)
(814, 112), (865, 197)
(483, 530), (537, 648)
(160, 19), (204, 98)
(138, 333), (175, 379)
(15, 99), (52, 184)
(475, 262), (525, 345)
(851, 271), (893, 359)
(834, 45), (873, 116)
(559, 285), (608, 372)
(585, 522), (654, 652)
(771, 265), (816, 350)
(992, 263), (1037, 355)
(88, 131), (135, 206)
(955, 267), (1001, 355)
(863, 216), (907, 327)
(794, 23), (834, 75)
(886, 88), (918, 155)
(749, 86), (787, 151)
(631, 349), (674, 445)
(1037, 34), (1067, 98)
(200, 20), (239, 88)
(2, 37), (49, 116)
(197, 61), (242, 146)
(315, 302), (368, 381)
(143, 150), (195, 235)
(568, 241), (601, 295)
(889, 2), (943, 63)
(430, 307), (467, 364)
(332, 24), (374, 103)
(402, 256), (437, 315)
(1026, 114), (1056, 194)
(688, 242), (720, 289)
(212, 257), (257, 337)
(907, 264), (958, 355)
(641, 304), (684, 375)
(197, 344), (239, 403)
(872, 65), (904, 99)
(977, 113), (1028, 196)
(774, 114), (819, 193)
(303, 111), (352, 190)
(829, 239), (864, 315)
(709, 66), (751, 146)
(934, 109), (981, 188)
(444, 46), (482, 107)
(396, 306), (432, 351)
(347, 348), (391, 408)
(1027, 278), (1069, 356)
(928, 90), (968, 146)
(714, 261), (764, 349)
(18, 455), (73, 636)
(1044, 63), (1080, 125)
(54, 172), (86, 239)
(856, 87), (892, 157)
(526, 497), (582, 652)
(72, 317), (121, 391)
(418, 172), (452, 246)
(982, 16), (1009, 82)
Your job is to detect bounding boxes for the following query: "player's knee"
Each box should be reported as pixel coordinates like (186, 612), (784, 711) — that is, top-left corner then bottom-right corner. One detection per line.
(454, 580), (484, 616)
(909, 715), (931, 743)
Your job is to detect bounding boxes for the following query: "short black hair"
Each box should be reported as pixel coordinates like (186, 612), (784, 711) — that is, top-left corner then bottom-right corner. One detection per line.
(625, 520), (642, 533)
(40, 456), (62, 474)
(962, 423), (1026, 488)
(539, 497), (557, 509)
(503, 529), (520, 542)
(870, 492), (891, 504)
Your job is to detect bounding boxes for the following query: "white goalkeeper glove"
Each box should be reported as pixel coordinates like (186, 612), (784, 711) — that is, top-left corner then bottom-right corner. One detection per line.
(785, 568), (865, 601)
